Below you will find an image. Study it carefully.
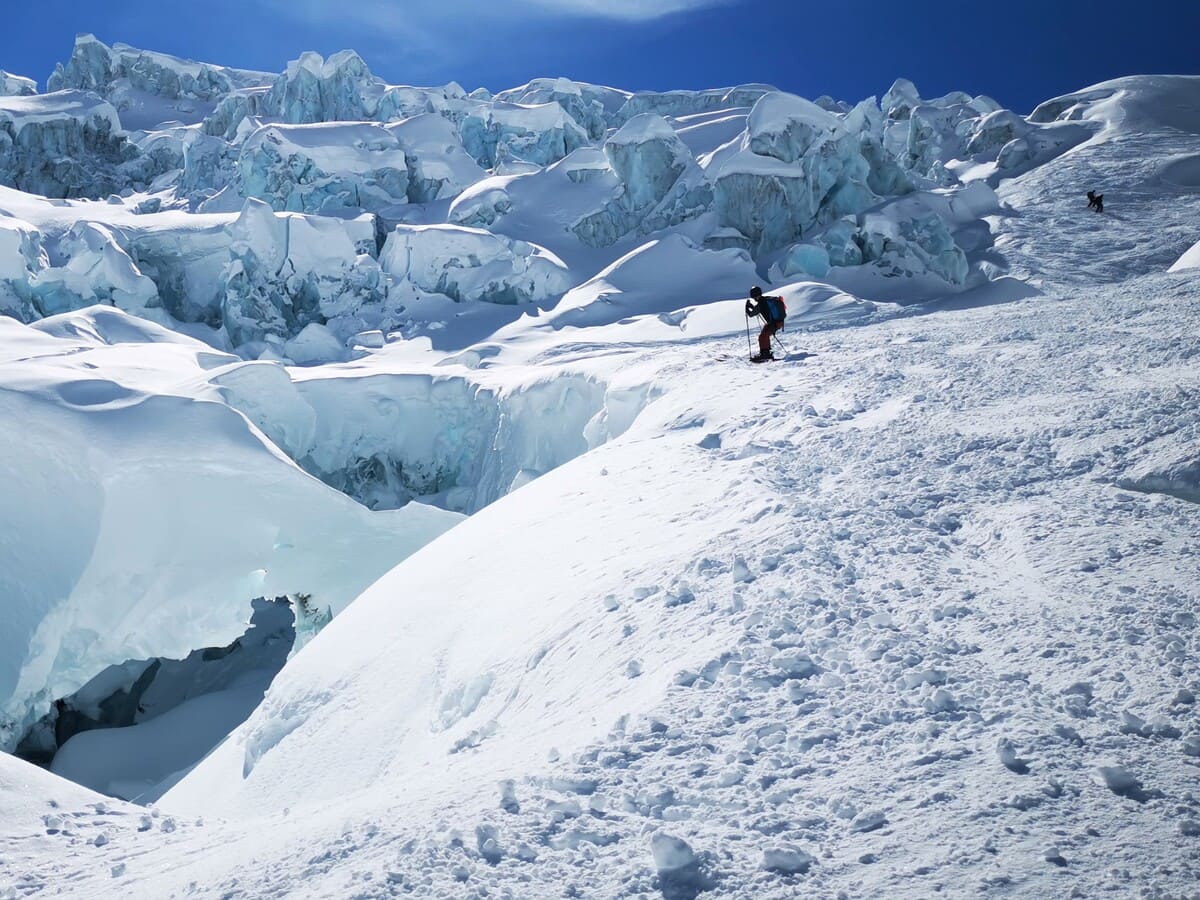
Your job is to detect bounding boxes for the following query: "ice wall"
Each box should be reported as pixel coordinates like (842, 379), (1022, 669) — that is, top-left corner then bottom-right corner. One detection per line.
(0, 217), (47, 322)
(706, 92), (876, 255)
(616, 84), (773, 123)
(220, 363), (655, 514)
(573, 114), (712, 248)
(379, 224), (573, 306)
(0, 71), (37, 97)
(459, 100), (589, 168)
(0, 92), (140, 198)
(387, 114), (485, 203)
(236, 122), (410, 214)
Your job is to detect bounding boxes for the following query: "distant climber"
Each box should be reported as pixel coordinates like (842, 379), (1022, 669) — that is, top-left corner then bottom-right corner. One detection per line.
(1087, 190), (1104, 213)
(745, 286), (787, 362)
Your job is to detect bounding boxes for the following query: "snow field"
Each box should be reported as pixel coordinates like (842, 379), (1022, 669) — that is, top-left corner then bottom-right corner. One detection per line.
(6, 267), (1196, 898)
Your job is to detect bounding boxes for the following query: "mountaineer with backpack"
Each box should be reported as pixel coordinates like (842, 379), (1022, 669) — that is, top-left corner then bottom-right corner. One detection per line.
(745, 286), (787, 362)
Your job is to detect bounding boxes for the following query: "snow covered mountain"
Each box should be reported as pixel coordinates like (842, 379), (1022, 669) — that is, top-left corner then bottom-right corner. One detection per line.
(0, 35), (1198, 899)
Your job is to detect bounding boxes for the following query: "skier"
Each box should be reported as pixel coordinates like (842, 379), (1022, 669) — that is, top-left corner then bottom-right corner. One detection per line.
(1087, 190), (1104, 213)
(745, 286), (787, 362)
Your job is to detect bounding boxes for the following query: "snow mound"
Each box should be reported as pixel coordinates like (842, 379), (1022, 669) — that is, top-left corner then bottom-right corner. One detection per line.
(1030, 75), (1200, 135)
(548, 234), (757, 327)
(162, 415), (739, 821)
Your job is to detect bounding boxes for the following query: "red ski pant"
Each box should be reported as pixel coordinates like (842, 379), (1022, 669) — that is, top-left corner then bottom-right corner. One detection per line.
(758, 320), (781, 355)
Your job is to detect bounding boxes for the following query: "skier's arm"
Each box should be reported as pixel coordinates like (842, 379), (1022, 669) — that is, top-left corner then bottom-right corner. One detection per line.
(745, 298), (759, 317)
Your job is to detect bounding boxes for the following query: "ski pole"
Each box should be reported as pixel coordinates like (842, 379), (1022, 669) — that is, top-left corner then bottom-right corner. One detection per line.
(745, 315), (754, 359)
(771, 331), (789, 357)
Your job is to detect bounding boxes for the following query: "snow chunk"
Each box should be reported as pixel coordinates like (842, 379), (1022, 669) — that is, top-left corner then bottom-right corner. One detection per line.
(650, 832), (696, 872)
(222, 199), (386, 347)
(0, 217), (47, 321)
(1169, 238), (1200, 274)
(29, 221), (158, 317)
(284, 322), (346, 365)
(882, 78), (921, 120)
(762, 844), (814, 874)
(747, 92), (842, 164)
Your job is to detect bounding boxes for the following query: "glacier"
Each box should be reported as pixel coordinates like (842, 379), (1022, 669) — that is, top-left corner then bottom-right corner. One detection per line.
(0, 38), (1093, 356)
(0, 35), (1197, 899)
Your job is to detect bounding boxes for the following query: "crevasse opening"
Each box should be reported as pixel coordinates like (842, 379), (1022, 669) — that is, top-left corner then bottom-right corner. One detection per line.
(14, 597), (301, 803)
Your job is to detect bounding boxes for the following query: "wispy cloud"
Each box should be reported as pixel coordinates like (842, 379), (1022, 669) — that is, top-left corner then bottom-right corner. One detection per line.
(265, 0), (730, 35)
(257, 0), (736, 82)
(526, 0), (732, 20)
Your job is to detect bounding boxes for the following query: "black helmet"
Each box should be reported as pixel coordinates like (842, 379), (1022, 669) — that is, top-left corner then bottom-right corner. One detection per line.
(749, 286), (763, 298)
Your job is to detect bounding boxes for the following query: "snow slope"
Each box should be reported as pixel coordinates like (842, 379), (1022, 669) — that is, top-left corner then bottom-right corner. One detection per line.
(0, 56), (1199, 900)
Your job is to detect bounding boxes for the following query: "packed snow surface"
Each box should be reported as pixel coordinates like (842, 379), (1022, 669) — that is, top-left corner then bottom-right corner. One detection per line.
(0, 42), (1197, 900)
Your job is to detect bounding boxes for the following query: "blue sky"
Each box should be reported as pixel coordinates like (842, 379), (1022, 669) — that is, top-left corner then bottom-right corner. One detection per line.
(2, 0), (1197, 112)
